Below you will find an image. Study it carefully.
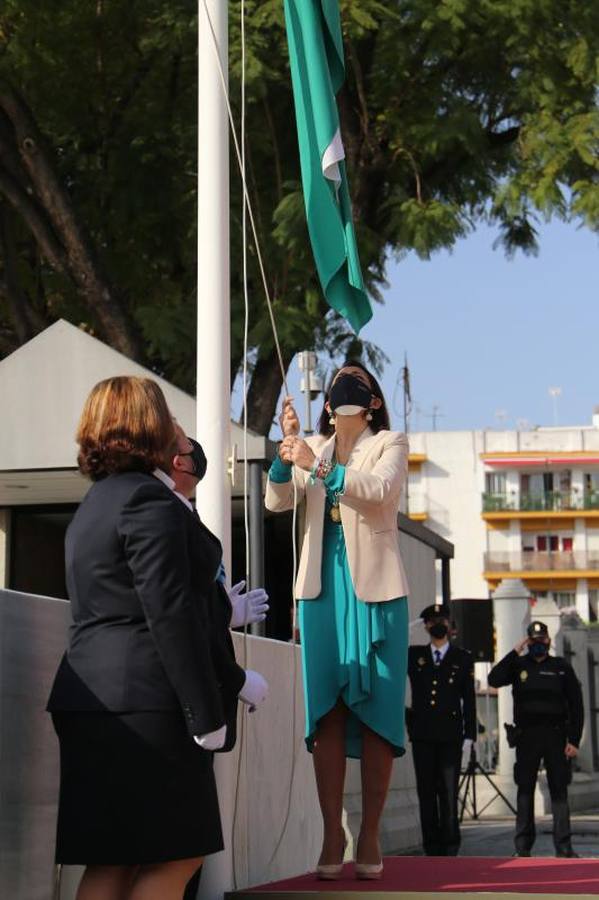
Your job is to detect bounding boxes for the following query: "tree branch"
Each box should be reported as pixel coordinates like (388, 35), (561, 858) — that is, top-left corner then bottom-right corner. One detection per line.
(0, 80), (144, 360)
(0, 203), (48, 342)
(0, 164), (68, 270)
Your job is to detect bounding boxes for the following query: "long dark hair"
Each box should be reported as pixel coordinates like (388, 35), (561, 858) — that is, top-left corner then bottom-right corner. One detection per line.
(317, 360), (391, 436)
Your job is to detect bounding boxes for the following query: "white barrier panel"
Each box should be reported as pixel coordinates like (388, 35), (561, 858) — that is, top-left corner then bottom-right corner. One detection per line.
(0, 523), (440, 899)
(0, 589), (70, 900)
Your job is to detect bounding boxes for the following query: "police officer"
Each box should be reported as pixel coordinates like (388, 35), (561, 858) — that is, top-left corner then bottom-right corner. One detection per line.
(407, 603), (476, 856)
(488, 621), (583, 858)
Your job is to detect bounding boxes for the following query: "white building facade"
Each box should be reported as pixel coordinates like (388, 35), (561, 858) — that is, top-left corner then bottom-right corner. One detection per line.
(407, 416), (599, 620)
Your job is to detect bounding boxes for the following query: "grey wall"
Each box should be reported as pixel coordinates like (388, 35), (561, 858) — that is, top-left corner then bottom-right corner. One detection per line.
(0, 590), (70, 900)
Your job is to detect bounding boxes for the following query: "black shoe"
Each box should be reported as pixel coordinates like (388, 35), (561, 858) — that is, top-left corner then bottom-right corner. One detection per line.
(512, 851), (531, 857)
(556, 849), (579, 858)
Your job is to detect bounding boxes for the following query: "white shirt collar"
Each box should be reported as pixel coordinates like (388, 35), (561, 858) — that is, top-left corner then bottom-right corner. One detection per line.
(153, 469), (196, 513)
(153, 468), (175, 490)
(174, 489), (194, 512)
(430, 641), (450, 661)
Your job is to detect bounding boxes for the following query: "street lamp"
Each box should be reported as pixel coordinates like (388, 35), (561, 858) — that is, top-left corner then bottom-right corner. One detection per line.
(298, 351), (323, 435)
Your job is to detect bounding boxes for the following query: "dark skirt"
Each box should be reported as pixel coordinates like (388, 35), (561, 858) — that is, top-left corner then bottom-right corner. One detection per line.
(52, 711), (223, 865)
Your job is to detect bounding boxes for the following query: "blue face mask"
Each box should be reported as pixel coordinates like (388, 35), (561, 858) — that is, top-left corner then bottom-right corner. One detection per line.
(529, 641), (549, 659)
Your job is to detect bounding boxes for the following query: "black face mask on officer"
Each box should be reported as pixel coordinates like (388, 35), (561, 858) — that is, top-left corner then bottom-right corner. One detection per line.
(329, 374), (373, 417)
(528, 640), (549, 659)
(429, 622), (449, 639)
(178, 438), (207, 481)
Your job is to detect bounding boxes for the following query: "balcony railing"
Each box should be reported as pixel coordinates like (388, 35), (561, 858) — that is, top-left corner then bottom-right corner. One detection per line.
(484, 551), (599, 572)
(482, 490), (599, 513)
(407, 495), (428, 516)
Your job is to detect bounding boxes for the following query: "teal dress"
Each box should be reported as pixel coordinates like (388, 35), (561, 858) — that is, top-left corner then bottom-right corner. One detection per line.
(269, 455), (408, 759)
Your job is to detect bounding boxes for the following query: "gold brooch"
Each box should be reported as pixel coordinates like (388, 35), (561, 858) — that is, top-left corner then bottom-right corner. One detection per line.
(520, 670), (528, 682)
(418, 657), (426, 667)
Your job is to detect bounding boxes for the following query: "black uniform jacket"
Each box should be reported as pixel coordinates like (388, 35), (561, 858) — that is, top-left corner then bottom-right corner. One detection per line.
(488, 650), (583, 747)
(47, 472), (246, 746)
(407, 644), (476, 743)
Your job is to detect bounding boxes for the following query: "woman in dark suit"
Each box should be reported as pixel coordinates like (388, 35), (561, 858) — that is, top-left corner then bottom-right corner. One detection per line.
(47, 376), (267, 900)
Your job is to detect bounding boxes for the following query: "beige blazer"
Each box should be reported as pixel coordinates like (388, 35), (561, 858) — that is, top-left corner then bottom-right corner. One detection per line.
(265, 428), (410, 603)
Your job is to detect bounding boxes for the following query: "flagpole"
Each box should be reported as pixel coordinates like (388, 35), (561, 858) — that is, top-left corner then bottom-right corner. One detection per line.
(197, 3), (234, 898)
(196, 0), (231, 569)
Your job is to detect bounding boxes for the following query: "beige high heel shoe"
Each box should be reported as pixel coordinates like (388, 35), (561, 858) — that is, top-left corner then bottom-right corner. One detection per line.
(316, 833), (347, 880)
(355, 860), (384, 880)
(316, 861), (346, 880)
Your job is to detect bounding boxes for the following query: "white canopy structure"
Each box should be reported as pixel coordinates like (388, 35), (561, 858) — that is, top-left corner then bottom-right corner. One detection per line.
(0, 318), (273, 508)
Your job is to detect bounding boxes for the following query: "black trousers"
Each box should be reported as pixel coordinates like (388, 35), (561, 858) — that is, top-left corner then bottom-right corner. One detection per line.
(412, 739), (462, 856)
(514, 725), (572, 854)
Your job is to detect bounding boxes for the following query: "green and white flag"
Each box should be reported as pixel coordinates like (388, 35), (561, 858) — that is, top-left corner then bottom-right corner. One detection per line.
(284, 0), (372, 333)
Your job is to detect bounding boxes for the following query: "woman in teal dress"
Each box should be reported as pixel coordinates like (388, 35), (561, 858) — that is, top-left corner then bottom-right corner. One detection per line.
(265, 361), (409, 880)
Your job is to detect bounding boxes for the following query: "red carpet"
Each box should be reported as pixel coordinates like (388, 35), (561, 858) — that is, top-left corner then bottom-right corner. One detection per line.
(228, 856), (599, 897)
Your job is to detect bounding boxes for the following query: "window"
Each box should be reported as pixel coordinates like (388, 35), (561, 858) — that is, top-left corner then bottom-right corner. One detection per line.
(9, 506), (77, 599)
(536, 535), (558, 552)
(485, 472), (506, 494)
(585, 473), (599, 491)
(562, 537), (573, 552)
(585, 473), (599, 509)
(522, 473), (554, 494)
(559, 469), (572, 493)
(553, 591), (576, 610)
(590, 590), (599, 624)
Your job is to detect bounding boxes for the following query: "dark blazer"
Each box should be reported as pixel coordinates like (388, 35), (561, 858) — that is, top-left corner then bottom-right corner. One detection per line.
(47, 471), (246, 740)
(488, 650), (584, 746)
(407, 644), (477, 743)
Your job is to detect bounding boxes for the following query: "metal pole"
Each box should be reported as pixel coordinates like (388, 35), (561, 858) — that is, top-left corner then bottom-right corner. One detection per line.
(441, 557), (451, 605)
(299, 350), (314, 435)
(196, 4), (234, 898)
(304, 375), (312, 434)
(249, 461), (265, 636)
(196, 0), (231, 572)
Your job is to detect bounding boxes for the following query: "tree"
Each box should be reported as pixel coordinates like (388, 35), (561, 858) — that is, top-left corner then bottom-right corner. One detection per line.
(231, 0), (599, 431)
(0, 1), (597, 432)
(0, 0), (198, 376)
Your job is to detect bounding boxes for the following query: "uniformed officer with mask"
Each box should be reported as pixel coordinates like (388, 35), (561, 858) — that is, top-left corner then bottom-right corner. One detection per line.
(407, 603), (476, 856)
(488, 620), (583, 858)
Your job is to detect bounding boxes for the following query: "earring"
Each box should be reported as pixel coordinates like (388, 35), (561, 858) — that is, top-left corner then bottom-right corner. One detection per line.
(329, 415), (336, 426)
(366, 409), (373, 421)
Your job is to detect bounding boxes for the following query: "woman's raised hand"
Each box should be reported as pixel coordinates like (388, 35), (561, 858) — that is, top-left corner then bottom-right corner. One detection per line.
(280, 435), (316, 471)
(279, 396), (300, 437)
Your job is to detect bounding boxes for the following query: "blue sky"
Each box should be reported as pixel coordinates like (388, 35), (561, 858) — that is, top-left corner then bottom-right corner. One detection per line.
(251, 218), (598, 438)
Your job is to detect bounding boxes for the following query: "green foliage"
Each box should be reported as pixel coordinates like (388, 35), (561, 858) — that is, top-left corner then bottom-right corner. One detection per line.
(0, 0), (199, 380)
(0, 0), (597, 428)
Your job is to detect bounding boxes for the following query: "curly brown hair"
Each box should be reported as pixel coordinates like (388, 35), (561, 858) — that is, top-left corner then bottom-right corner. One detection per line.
(76, 376), (177, 480)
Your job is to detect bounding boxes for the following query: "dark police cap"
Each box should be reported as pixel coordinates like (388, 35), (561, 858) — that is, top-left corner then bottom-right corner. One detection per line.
(527, 620), (549, 639)
(420, 603), (450, 622)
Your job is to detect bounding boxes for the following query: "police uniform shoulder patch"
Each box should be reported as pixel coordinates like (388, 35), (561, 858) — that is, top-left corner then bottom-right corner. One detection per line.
(520, 670), (528, 681)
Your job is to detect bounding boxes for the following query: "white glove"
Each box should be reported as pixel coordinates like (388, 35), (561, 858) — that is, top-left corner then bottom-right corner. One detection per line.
(194, 725), (227, 750)
(239, 669), (269, 708)
(462, 738), (474, 754)
(229, 581), (269, 628)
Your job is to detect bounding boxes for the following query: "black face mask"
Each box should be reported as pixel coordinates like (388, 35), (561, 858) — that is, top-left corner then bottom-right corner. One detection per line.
(178, 438), (207, 481)
(329, 374), (373, 416)
(429, 622), (449, 639)
(529, 641), (549, 659)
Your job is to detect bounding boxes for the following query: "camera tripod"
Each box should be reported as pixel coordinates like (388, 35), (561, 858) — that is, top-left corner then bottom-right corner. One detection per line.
(459, 744), (516, 820)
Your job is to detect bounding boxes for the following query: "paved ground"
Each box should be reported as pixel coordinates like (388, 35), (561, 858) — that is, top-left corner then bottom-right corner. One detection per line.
(459, 813), (599, 858)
